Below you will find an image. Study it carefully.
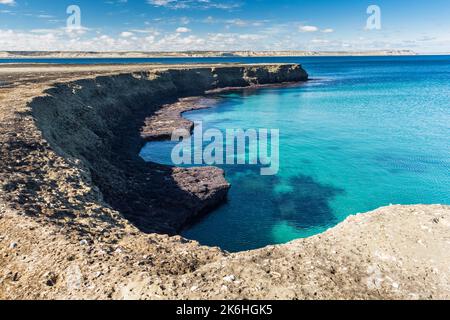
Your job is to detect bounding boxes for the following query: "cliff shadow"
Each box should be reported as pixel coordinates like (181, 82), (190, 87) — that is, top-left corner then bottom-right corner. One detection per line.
(27, 74), (228, 235)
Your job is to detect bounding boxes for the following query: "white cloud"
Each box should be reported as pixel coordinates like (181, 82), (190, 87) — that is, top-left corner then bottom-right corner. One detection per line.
(201, 17), (267, 27)
(120, 31), (134, 37)
(0, 0), (15, 6)
(203, 16), (215, 23)
(1, 22), (448, 53)
(417, 36), (436, 42)
(228, 19), (247, 27)
(299, 25), (318, 32)
(238, 34), (264, 41)
(180, 16), (190, 25)
(311, 39), (330, 44)
(147, 0), (241, 10)
(176, 27), (191, 33)
(64, 26), (90, 35)
(149, 0), (175, 6)
(130, 28), (160, 36)
(321, 28), (334, 33)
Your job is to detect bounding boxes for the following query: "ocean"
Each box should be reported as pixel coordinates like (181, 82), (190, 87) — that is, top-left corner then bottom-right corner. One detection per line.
(138, 55), (450, 252)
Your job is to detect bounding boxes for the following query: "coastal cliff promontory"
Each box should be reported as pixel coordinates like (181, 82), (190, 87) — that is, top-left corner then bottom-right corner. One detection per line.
(28, 64), (308, 234)
(0, 64), (449, 300)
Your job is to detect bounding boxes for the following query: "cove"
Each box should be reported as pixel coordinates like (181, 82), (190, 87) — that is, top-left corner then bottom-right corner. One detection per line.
(141, 55), (450, 252)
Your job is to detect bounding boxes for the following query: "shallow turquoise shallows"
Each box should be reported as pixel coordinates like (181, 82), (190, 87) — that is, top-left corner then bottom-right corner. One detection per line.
(140, 56), (450, 252)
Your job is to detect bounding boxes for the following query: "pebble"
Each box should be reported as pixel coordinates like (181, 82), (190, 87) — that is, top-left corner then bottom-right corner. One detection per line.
(44, 272), (58, 287)
(79, 240), (88, 246)
(9, 242), (18, 249)
(270, 272), (282, 278)
(223, 275), (236, 282)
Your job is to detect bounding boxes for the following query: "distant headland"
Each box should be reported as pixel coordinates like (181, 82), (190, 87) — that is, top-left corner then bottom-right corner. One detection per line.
(0, 49), (417, 59)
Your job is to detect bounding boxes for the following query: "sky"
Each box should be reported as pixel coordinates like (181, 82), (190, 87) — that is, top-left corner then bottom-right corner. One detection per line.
(0, 0), (449, 53)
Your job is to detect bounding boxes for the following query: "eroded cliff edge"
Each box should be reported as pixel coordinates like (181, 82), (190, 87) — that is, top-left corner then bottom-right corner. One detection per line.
(28, 64), (308, 234)
(0, 64), (449, 300)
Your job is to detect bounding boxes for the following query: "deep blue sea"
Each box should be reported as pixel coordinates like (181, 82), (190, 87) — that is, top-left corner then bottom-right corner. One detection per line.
(10, 55), (448, 252)
(139, 55), (450, 252)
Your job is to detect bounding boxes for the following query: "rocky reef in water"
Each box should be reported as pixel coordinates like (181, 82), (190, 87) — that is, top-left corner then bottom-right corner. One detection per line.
(0, 63), (449, 300)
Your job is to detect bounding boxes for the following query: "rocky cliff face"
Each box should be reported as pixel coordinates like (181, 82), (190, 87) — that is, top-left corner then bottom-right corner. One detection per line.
(0, 64), (448, 300)
(29, 64), (307, 234)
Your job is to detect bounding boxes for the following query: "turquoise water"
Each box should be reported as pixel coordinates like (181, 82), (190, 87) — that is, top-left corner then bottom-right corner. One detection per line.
(140, 56), (450, 252)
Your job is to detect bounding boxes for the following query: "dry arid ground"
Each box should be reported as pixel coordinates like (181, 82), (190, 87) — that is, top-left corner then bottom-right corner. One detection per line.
(0, 63), (449, 300)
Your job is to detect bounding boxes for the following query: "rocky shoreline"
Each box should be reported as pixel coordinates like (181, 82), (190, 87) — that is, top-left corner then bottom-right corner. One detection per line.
(29, 64), (307, 234)
(0, 63), (449, 300)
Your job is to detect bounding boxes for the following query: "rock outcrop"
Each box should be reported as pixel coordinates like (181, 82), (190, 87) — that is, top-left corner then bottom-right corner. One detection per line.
(27, 64), (307, 234)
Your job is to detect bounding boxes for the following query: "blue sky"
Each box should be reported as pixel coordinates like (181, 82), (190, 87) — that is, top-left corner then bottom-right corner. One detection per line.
(0, 0), (449, 52)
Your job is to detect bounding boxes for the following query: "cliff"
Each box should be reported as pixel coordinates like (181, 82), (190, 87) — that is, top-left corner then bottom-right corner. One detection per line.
(28, 64), (307, 234)
(0, 63), (449, 300)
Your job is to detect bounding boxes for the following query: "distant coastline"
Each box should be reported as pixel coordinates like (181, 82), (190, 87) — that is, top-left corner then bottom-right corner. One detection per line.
(0, 49), (418, 59)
